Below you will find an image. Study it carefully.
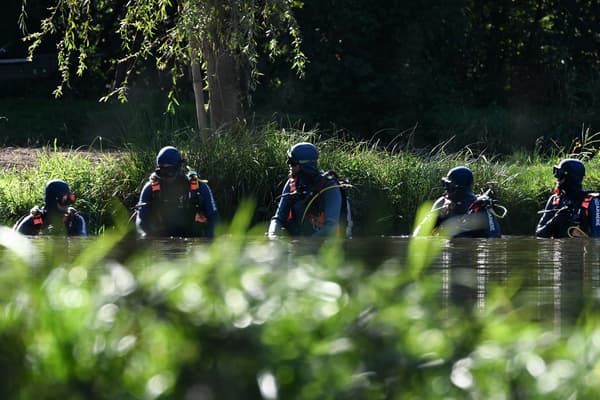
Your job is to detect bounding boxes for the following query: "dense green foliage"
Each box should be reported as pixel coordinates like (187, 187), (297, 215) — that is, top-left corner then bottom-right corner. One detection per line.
(1, 125), (598, 236)
(4, 1), (600, 150)
(13, 0), (306, 130)
(1, 205), (600, 398)
(257, 0), (600, 151)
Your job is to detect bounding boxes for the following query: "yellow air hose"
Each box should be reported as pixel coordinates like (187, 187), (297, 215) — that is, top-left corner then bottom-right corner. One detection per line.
(300, 184), (350, 224)
(568, 226), (588, 238)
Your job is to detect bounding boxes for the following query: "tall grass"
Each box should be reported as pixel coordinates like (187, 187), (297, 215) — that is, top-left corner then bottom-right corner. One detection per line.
(0, 147), (137, 232)
(1, 123), (599, 235)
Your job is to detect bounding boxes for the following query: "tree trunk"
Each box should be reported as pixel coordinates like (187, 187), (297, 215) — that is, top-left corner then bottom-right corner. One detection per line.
(188, 31), (209, 141)
(191, 60), (209, 140)
(205, 45), (245, 130)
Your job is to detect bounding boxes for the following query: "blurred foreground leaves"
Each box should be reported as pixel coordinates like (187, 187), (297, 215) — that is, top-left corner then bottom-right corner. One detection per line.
(0, 205), (600, 399)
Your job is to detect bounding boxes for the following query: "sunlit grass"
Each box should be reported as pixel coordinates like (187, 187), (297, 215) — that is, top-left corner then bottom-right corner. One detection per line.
(0, 147), (134, 232)
(1, 123), (599, 235)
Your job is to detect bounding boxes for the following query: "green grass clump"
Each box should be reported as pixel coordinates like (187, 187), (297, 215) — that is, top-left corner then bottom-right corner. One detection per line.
(0, 147), (138, 232)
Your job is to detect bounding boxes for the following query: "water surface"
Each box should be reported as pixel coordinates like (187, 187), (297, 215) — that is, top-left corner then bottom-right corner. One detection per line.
(24, 235), (600, 328)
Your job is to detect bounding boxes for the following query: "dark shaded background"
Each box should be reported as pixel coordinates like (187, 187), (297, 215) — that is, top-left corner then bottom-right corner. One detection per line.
(3, 0), (600, 152)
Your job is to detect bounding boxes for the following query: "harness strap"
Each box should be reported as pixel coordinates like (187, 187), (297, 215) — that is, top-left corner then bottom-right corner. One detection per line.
(468, 196), (508, 219)
(467, 200), (481, 214)
(582, 196), (592, 208)
(300, 184), (348, 226)
(287, 177), (298, 222)
(150, 173), (205, 194)
(188, 175), (208, 223)
(31, 207), (44, 226)
(148, 173), (208, 224)
(190, 177), (199, 191)
(287, 171), (353, 236)
(150, 173), (161, 195)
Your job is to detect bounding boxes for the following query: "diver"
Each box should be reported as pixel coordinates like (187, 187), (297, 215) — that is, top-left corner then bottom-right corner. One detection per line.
(267, 142), (352, 238)
(536, 158), (600, 238)
(135, 146), (218, 238)
(13, 179), (87, 236)
(417, 166), (503, 238)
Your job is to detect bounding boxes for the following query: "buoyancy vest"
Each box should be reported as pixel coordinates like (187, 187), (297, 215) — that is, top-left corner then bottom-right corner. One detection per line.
(579, 192), (600, 213)
(581, 194), (597, 214)
(19, 206), (80, 234)
(573, 192), (599, 236)
(287, 170), (353, 237)
(149, 171), (208, 224)
(432, 191), (505, 238)
(467, 192), (508, 219)
(546, 191), (599, 237)
(467, 194), (494, 214)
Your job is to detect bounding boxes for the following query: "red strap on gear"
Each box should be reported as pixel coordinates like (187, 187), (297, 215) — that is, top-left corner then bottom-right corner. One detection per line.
(582, 196), (592, 209)
(190, 178), (199, 191)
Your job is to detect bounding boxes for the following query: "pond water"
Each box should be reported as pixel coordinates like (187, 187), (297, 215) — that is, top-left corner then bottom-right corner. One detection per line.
(431, 237), (599, 329)
(21, 234), (600, 329)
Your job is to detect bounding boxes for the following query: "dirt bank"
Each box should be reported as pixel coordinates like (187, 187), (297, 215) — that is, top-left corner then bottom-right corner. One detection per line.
(0, 147), (123, 170)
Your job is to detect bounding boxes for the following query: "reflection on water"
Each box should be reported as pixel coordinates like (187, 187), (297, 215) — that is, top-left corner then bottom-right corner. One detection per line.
(431, 237), (599, 330)
(22, 235), (600, 327)
(297, 236), (600, 329)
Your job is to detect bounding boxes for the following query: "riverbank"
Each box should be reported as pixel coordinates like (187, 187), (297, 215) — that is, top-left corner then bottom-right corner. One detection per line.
(0, 126), (596, 235)
(0, 147), (124, 169)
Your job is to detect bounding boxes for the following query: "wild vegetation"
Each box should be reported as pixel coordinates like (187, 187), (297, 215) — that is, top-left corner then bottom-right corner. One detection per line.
(4, 1), (600, 151)
(1, 124), (599, 236)
(0, 203), (599, 399)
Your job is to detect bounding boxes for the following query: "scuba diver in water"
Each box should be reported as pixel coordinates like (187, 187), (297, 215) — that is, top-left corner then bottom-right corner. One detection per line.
(415, 166), (504, 238)
(14, 179), (87, 236)
(268, 142), (353, 238)
(136, 146), (219, 238)
(536, 158), (600, 238)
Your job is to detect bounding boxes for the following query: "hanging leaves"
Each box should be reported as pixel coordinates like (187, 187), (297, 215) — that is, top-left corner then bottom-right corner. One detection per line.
(20, 0), (306, 117)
